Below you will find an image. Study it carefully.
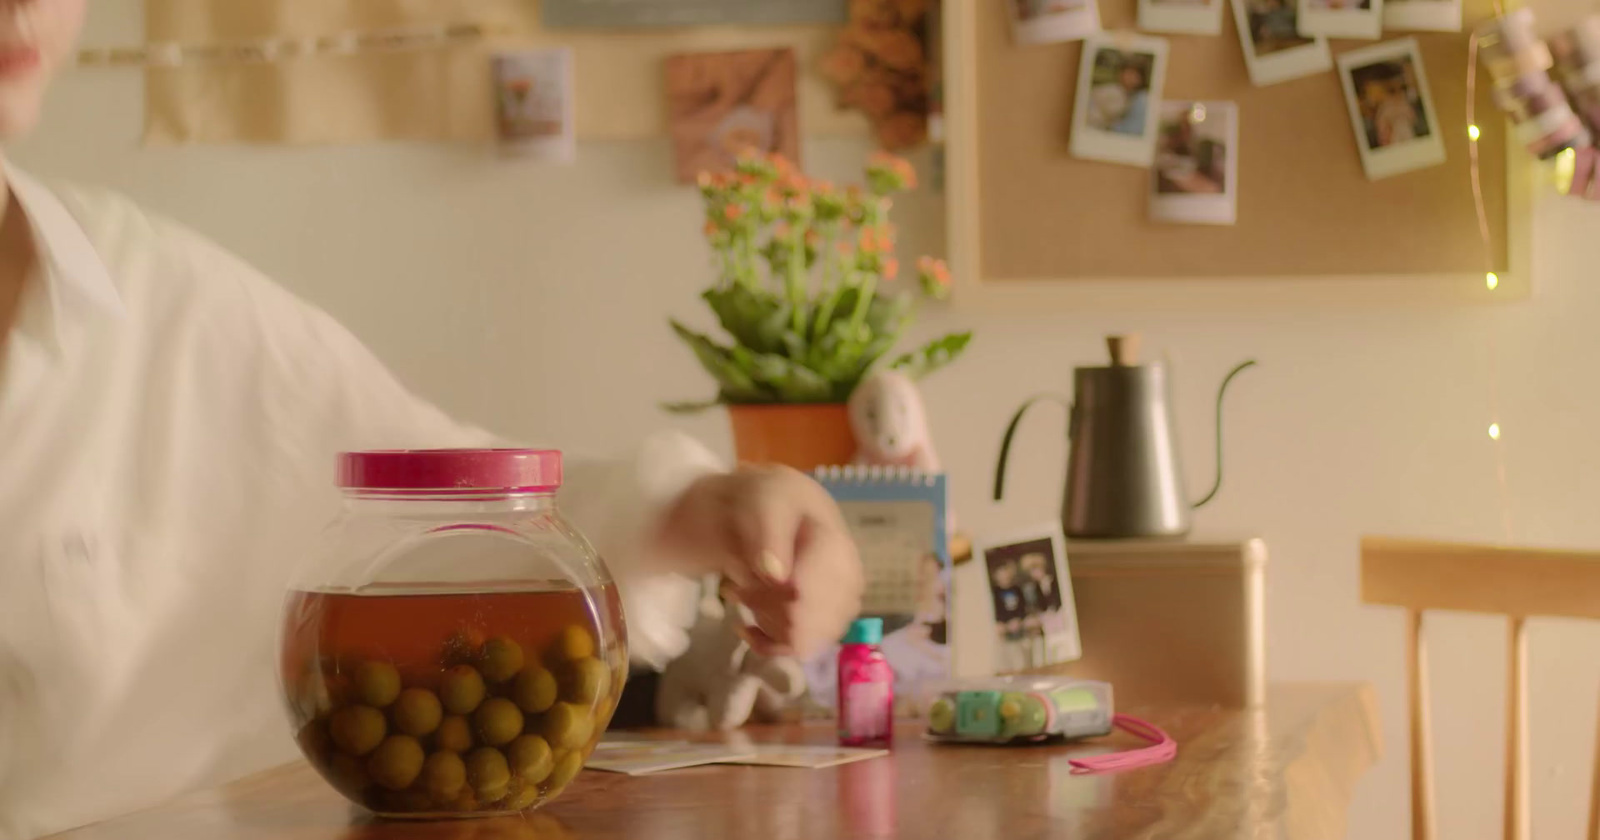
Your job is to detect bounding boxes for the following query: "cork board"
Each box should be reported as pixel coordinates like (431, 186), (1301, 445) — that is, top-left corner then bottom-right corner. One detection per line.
(971, 0), (1509, 279)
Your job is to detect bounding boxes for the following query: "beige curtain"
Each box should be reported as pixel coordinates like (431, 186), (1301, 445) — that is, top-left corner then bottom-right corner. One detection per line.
(143, 0), (537, 145)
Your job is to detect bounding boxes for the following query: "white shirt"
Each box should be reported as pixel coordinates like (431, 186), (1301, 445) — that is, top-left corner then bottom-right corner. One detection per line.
(0, 169), (715, 839)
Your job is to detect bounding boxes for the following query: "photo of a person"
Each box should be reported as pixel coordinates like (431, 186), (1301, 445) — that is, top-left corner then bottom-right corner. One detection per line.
(1350, 57), (1431, 149)
(1247, 0), (1314, 55)
(1336, 38), (1445, 179)
(1086, 49), (1155, 136)
(1156, 103), (1228, 194)
(981, 532), (1080, 672)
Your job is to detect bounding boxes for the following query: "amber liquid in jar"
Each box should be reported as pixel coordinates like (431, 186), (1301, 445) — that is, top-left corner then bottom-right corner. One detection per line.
(280, 582), (625, 817)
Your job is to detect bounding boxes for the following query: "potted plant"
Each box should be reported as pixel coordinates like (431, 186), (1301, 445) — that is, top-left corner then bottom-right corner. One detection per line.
(667, 151), (971, 469)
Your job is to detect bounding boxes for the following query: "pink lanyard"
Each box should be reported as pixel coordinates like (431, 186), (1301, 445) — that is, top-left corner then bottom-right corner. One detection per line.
(1068, 714), (1178, 774)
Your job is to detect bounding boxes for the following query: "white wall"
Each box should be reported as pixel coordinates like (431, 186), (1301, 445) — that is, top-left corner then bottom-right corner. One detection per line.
(20, 7), (1600, 838)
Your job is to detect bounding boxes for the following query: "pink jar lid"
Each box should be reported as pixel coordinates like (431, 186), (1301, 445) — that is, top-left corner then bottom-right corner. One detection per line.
(338, 449), (563, 492)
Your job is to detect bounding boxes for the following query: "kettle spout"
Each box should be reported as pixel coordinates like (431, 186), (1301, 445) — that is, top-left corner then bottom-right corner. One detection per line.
(1192, 359), (1257, 509)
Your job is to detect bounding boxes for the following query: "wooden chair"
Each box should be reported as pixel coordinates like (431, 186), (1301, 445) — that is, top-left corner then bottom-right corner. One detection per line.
(1361, 537), (1600, 840)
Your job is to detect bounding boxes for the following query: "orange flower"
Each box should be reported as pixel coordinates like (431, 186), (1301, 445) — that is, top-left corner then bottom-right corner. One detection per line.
(883, 258), (900, 280)
(773, 222), (793, 239)
(858, 227), (880, 253)
(805, 229), (821, 248)
(722, 204), (745, 222)
(813, 179), (837, 195)
(696, 171), (714, 189)
(769, 153), (797, 176)
(703, 220), (718, 237)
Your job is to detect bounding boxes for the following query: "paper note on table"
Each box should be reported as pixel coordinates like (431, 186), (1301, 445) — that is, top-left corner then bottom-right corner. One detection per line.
(584, 742), (756, 775)
(716, 745), (890, 768)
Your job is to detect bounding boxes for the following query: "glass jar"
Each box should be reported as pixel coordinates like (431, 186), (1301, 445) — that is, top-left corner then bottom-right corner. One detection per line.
(278, 449), (626, 818)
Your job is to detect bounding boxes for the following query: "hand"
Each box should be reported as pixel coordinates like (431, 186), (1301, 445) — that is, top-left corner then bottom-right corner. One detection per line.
(655, 464), (863, 659)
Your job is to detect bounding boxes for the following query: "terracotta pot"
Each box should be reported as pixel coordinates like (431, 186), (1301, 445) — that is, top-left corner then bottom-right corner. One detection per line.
(727, 403), (857, 471)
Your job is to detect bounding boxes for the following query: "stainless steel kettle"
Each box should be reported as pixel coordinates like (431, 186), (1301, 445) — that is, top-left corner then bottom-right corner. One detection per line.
(993, 335), (1256, 539)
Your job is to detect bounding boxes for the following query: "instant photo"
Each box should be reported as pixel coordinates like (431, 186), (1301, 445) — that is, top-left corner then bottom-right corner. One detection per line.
(1229, 0), (1332, 86)
(1297, 0), (1382, 41)
(1070, 33), (1169, 167)
(1008, 0), (1101, 45)
(1383, 0), (1461, 32)
(1138, 0), (1225, 36)
(1151, 101), (1238, 225)
(1337, 38), (1447, 179)
(976, 525), (1081, 673)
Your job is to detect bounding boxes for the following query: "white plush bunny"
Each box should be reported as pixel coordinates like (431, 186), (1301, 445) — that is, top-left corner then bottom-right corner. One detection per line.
(848, 369), (941, 471)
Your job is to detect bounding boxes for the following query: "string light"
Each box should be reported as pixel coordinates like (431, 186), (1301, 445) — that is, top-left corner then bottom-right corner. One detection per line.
(1465, 28), (1515, 540)
(1555, 147), (1578, 195)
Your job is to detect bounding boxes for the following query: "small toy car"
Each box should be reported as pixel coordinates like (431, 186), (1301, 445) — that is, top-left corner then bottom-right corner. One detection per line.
(924, 677), (1113, 745)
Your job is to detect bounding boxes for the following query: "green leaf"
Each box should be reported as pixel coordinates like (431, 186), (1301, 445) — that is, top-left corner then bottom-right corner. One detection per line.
(702, 286), (790, 355)
(891, 332), (973, 380)
(732, 348), (834, 402)
(669, 320), (769, 402)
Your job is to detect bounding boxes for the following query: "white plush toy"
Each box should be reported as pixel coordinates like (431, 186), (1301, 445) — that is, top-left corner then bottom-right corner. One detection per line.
(849, 368), (941, 471)
(654, 583), (807, 731)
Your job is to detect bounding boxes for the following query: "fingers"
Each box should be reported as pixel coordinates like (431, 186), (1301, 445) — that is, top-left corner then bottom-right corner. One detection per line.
(731, 470), (804, 587)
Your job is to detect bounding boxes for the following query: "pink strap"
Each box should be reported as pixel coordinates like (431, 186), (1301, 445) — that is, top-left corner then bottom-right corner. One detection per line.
(1068, 714), (1177, 774)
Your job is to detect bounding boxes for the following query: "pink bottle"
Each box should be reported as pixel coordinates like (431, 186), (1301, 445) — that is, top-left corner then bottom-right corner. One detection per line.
(838, 618), (894, 746)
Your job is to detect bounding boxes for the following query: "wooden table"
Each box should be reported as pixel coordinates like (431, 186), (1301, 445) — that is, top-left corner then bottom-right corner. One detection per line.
(49, 683), (1380, 840)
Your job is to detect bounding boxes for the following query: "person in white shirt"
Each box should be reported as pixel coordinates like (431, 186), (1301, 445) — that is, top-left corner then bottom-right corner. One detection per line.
(0, 4), (863, 838)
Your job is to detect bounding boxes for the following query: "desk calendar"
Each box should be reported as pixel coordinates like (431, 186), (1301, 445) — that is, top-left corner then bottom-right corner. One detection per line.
(800, 466), (950, 716)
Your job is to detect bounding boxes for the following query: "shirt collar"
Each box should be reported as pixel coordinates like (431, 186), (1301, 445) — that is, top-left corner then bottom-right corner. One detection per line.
(5, 164), (123, 354)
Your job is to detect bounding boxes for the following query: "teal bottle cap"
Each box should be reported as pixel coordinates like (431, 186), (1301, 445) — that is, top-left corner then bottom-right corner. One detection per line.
(842, 617), (883, 645)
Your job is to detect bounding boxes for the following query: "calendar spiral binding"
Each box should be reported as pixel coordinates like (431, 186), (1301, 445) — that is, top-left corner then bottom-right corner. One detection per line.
(812, 464), (944, 487)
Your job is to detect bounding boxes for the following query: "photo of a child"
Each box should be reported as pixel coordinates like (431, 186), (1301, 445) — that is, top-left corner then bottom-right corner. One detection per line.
(1086, 48), (1156, 136)
(1350, 57), (1430, 149)
(1336, 38), (1445, 179)
(981, 533), (1079, 672)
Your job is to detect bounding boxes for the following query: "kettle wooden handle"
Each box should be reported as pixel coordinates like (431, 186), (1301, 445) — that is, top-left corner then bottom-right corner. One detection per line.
(1107, 334), (1141, 367)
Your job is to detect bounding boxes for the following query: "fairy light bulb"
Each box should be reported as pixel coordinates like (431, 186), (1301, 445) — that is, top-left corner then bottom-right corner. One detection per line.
(1555, 147), (1578, 195)
(1486, 272), (1499, 290)
(1468, 124), (1481, 141)
(1488, 423), (1501, 441)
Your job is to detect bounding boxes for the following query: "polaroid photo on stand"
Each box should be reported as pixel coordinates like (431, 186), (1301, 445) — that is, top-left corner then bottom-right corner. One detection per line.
(976, 524), (1081, 674)
(1151, 101), (1238, 225)
(1383, 0), (1461, 32)
(1008, 0), (1101, 44)
(1338, 38), (1446, 180)
(1230, 0), (1331, 86)
(1070, 33), (1169, 167)
(1011, 0), (1100, 45)
(1139, 0), (1225, 36)
(1297, 0), (1382, 40)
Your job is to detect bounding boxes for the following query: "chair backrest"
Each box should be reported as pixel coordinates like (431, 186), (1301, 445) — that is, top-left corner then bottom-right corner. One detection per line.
(1361, 537), (1600, 840)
